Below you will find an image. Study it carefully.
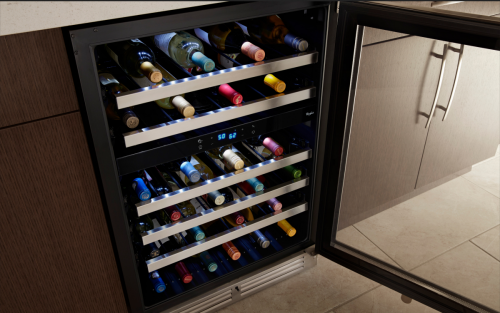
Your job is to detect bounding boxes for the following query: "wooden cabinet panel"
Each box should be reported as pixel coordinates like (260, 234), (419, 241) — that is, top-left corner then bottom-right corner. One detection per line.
(0, 113), (127, 313)
(416, 45), (500, 188)
(0, 28), (79, 128)
(338, 33), (445, 229)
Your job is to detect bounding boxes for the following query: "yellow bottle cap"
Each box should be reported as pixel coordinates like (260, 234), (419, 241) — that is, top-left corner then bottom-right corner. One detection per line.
(171, 96), (195, 117)
(264, 74), (286, 93)
(278, 220), (296, 237)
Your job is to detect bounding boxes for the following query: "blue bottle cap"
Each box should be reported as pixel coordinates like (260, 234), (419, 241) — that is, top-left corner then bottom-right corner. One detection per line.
(251, 230), (271, 249)
(246, 177), (264, 192)
(189, 226), (206, 241)
(132, 178), (151, 201)
(200, 251), (218, 272)
(180, 161), (201, 183)
(149, 271), (166, 293)
(284, 33), (309, 52)
(191, 51), (215, 72)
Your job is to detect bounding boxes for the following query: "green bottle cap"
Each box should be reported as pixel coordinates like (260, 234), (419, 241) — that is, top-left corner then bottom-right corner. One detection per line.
(200, 251), (218, 272)
(284, 165), (302, 179)
(192, 51), (215, 72)
(189, 226), (206, 241)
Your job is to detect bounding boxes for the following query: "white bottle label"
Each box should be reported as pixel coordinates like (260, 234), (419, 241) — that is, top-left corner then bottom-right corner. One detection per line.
(99, 73), (119, 86)
(152, 219), (169, 245)
(154, 33), (177, 57)
(235, 22), (249, 36)
(194, 28), (211, 46)
(143, 170), (153, 182)
(189, 156), (200, 166)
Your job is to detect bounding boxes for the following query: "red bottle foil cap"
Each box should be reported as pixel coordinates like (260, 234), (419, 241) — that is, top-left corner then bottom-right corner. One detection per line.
(241, 41), (265, 62)
(266, 198), (282, 211)
(164, 206), (181, 221)
(232, 212), (245, 225)
(219, 84), (243, 105)
(222, 241), (241, 260)
(175, 262), (193, 284)
(263, 137), (283, 156)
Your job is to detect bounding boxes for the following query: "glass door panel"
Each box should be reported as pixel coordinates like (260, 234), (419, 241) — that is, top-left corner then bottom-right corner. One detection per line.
(335, 26), (499, 312)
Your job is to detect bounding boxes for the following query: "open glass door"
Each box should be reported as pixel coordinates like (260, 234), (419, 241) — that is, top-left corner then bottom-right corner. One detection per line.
(316, 2), (500, 312)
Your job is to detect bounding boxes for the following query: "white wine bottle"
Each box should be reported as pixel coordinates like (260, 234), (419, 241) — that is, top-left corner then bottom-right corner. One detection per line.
(153, 31), (215, 72)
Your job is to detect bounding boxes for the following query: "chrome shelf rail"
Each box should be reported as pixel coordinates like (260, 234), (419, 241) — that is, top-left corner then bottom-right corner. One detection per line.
(115, 51), (318, 109)
(123, 87), (316, 147)
(146, 201), (308, 272)
(135, 148), (312, 216)
(141, 176), (309, 244)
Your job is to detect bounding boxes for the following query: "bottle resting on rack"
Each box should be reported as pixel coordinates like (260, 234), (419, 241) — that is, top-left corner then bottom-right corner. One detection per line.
(247, 136), (302, 180)
(175, 156), (225, 206)
(264, 74), (286, 93)
(98, 70), (140, 129)
(194, 23), (265, 61)
(105, 39), (163, 83)
(207, 145), (245, 170)
(153, 31), (215, 72)
(235, 15), (309, 51)
(201, 220), (241, 260)
(215, 146), (264, 192)
(150, 65), (195, 118)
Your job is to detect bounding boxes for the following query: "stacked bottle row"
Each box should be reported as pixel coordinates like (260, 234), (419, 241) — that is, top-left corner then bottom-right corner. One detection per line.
(97, 15), (312, 132)
(125, 132), (309, 295)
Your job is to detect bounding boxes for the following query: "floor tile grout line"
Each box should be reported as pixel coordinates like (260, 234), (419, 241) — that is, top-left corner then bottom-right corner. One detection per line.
(407, 223), (500, 272)
(330, 285), (382, 312)
(352, 224), (406, 270)
(469, 240), (500, 262)
(459, 175), (499, 199)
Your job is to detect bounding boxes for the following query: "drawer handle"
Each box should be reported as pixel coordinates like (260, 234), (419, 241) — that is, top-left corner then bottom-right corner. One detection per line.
(426, 44), (449, 129)
(440, 44), (464, 121)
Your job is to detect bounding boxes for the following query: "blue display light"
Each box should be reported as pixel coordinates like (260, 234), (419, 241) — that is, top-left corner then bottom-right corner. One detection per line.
(218, 132), (237, 141)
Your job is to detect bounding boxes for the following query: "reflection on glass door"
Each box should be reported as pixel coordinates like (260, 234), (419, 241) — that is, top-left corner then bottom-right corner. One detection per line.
(335, 27), (500, 312)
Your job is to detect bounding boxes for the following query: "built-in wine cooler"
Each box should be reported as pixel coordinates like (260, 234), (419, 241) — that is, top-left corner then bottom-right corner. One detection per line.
(66, 2), (500, 313)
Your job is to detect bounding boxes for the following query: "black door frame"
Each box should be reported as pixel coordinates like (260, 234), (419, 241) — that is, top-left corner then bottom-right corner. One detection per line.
(315, 2), (500, 313)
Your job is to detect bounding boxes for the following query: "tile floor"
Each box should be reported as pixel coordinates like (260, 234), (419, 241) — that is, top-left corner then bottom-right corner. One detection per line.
(218, 153), (499, 312)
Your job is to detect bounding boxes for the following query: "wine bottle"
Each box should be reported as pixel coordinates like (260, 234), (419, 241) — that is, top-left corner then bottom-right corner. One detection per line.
(207, 145), (245, 170)
(139, 168), (170, 197)
(238, 179), (282, 212)
(235, 16), (309, 51)
(277, 219), (296, 237)
(148, 270), (167, 293)
(151, 65), (193, 115)
(264, 74), (286, 93)
(98, 70), (140, 129)
(156, 201), (205, 241)
(203, 187), (244, 226)
(153, 31), (215, 72)
(133, 216), (161, 259)
(181, 233), (218, 273)
(161, 266), (187, 291)
(168, 158), (202, 184)
(247, 136), (302, 180)
(246, 136), (283, 157)
(218, 83), (243, 105)
(201, 220), (241, 261)
(194, 24), (265, 61)
(105, 39), (163, 83)
(132, 177), (151, 201)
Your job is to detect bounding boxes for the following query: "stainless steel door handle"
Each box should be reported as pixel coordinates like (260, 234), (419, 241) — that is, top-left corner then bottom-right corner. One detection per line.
(441, 44), (464, 121)
(426, 44), (449, 129)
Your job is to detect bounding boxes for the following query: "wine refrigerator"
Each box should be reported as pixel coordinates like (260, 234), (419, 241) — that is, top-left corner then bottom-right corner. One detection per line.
(65, 2), (500, 313)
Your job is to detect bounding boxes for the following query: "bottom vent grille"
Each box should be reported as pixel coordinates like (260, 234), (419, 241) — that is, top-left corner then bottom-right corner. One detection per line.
(178, 289), (232, 313)
(239, 257), (306, 296)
